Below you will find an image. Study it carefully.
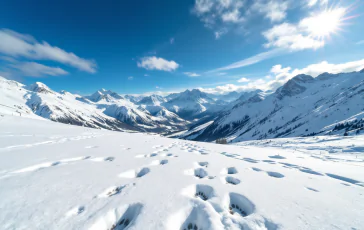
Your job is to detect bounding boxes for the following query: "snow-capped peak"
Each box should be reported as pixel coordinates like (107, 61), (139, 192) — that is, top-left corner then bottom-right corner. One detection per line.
(27, 82), (53, 94)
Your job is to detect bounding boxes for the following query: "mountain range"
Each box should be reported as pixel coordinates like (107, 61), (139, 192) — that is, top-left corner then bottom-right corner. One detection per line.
(1, 69), (364, 141)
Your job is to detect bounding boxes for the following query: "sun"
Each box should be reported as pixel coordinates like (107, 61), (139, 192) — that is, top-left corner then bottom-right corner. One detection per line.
(300, 7), (347, 39)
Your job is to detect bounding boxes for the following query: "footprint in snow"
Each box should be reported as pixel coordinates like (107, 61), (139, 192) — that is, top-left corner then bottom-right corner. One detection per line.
(119, 167), (150, 178)
(221, 167), (238, 175)
(224, 176), (241, 185)
(150, 159), (168, 166)
(266, 171), (285, 178)
(89, 203), (143, 230)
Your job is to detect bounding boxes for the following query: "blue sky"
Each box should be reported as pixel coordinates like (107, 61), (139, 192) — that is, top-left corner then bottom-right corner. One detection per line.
(0, 0), (364, 95)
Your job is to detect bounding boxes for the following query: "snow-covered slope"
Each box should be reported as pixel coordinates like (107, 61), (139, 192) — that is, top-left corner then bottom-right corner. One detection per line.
(0, 115), (363, 229)
(192, 70), (364, 142)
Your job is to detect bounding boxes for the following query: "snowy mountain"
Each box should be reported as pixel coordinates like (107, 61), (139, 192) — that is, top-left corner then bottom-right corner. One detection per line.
(208, 91), (242, 102)
(137, 94), (167, 106)
(1, 115), (363, 229)
(86, 89), (124, 102)
(191, 70), (364, 142)
(0, 77), (187, 133)
(123, 94), (144, 104)
(162, 89), (226, 119)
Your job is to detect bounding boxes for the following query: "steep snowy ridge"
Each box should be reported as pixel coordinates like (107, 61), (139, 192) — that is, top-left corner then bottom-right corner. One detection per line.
(192, 70), (364, 142)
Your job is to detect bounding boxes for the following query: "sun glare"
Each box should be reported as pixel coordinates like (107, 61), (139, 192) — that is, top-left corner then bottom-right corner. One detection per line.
(300, 7), (347, 39)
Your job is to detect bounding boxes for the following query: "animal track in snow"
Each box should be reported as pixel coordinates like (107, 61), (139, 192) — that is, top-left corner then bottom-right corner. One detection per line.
(194, 168), (208, 179)
(89, 203), (143, 230)
(266, 171), (285, 178)
(166, 201), (224, 230)
(299, 168), (324, 176)
(195, 162), (209, 167)
(251, 167), (263, 172)
(262, 160), (276, 164)
(182, 184), (216, 201)
(325, 173), (364, 187)
(221, 167), (238, 175)
(184, 168), (208, 179)
(150, 159), (168, 166)
(225, 192), (255, 217)
(269, 155), (286, 159)
(119, 167), (150, 178)
(224, 176), (241, 185)
(242, 158), (260, 163)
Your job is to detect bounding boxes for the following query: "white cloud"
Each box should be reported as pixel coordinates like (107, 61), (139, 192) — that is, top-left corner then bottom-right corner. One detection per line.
(137, 56), (179, 72)
(184, 72), (201, 77)
(194, 0), (214, 14)
(237, 77), (250, 83)
(0, 29), (97, 73)
(263, 7), (346, 51)
(221, 9), (243, 23)
(200, 78), (266, 94)
(170, 38), (175, 44)
(357, 40), (364, 45)
(252, 0), (289, 22)
(193, 0), (245, 37)
(307, 0), (328, 7)
(10, 61), (68, 77)
(128, 76), (134, 80)
(208, 48), (284, 72)
(263, 23), (324, 51)
(144, 74), (149, 77)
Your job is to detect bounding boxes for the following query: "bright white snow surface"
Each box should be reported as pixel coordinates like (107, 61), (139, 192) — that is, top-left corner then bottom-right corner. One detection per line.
(0, 115), (363, 230)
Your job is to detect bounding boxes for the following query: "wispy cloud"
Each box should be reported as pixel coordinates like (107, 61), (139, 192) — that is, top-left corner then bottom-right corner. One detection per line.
(0, 29), (97, 73)
(137, 56), (179, 72)
(128, 76), (134, 80)
(184, 72), (201, 77)
(357, 40), (364, 45)
(9, 61), (68, 77)
(207, 48), (285, 73)
(170, 38), (175, 44)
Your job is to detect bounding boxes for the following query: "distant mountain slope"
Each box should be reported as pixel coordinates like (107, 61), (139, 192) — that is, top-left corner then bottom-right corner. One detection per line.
(0, 77), (187, 132)
(162, 89), (226, 119)
(137, 95), (167, 106)
(191, 70), (364, 142)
